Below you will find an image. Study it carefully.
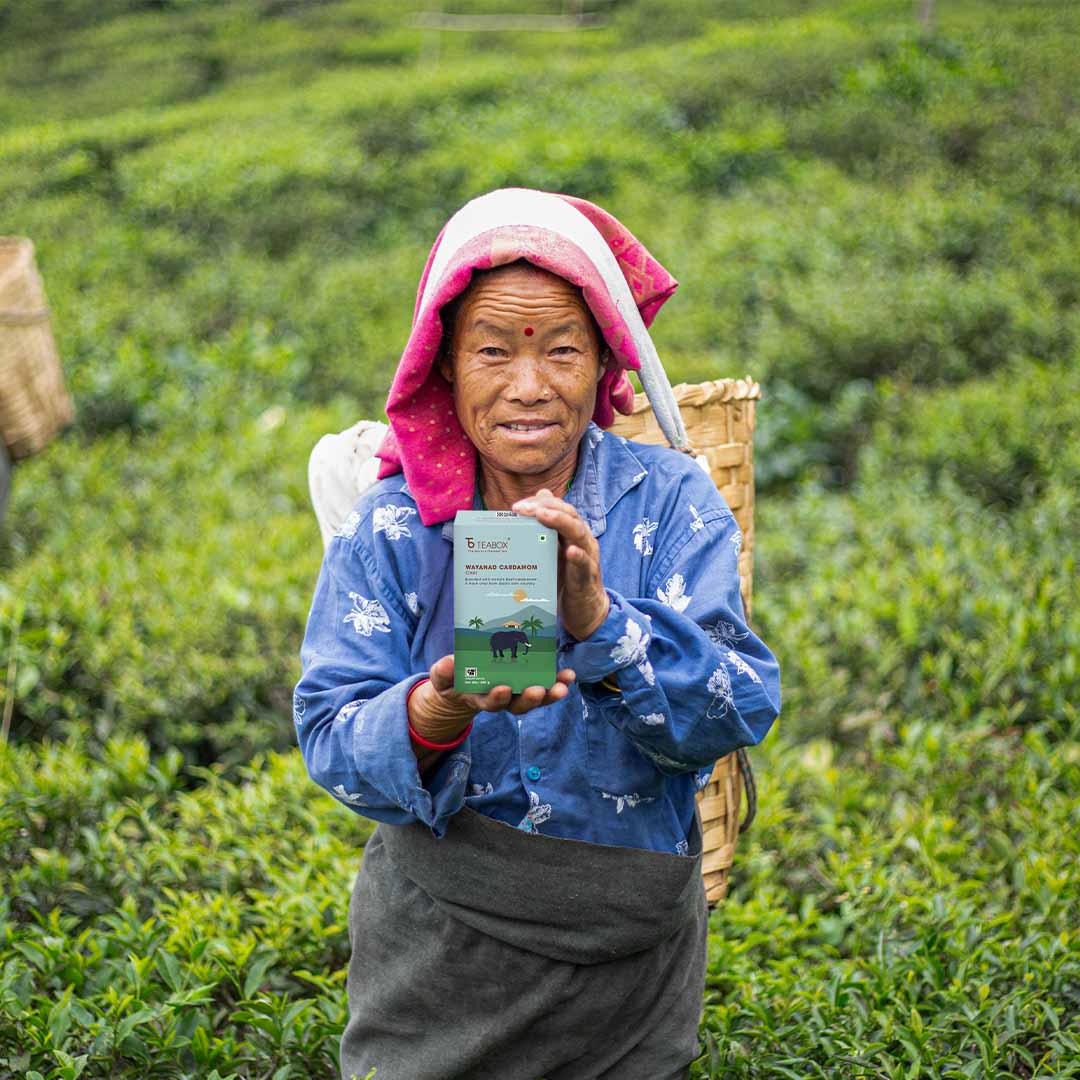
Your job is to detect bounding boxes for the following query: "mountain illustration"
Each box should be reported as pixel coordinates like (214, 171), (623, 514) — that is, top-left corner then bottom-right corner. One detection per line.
(480, 603), (556, 631)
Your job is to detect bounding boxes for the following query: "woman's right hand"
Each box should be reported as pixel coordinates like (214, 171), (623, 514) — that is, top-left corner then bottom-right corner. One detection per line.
(408, 654), (577, 747)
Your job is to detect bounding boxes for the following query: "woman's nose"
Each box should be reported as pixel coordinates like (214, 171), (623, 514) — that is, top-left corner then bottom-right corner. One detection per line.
(506, 358), (553, 404)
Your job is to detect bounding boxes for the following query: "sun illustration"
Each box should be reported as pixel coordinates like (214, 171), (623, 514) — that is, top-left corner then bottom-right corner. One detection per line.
(512, 588), (528, 604)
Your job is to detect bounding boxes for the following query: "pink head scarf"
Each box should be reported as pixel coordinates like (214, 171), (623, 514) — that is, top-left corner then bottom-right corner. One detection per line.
(375, 187), (679, 526)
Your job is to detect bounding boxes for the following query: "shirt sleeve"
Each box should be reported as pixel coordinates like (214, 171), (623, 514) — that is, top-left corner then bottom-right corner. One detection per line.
(293, 527), (469, 837)
(557, 499), (781, 774)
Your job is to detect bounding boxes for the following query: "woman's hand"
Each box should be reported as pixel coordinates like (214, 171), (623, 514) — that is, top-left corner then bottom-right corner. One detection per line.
(512, 488), (610, 641)
(409, 655), (576, 769)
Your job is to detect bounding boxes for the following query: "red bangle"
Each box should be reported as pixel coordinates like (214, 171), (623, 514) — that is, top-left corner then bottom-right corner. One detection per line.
(406, 677), (473, 750)
(408, 718), (473, 750)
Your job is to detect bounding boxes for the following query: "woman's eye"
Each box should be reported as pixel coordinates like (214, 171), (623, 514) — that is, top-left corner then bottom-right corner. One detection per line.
(479, 346), (506, 358)
(551, 346), (579, 356)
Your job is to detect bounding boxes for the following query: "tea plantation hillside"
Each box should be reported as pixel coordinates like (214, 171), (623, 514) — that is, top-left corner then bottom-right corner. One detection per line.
(1, 0), (1078, 1076)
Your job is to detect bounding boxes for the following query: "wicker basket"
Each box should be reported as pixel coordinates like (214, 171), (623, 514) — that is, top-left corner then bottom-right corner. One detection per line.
(0, 237), (73, 460)
(607, 376), (762, 905)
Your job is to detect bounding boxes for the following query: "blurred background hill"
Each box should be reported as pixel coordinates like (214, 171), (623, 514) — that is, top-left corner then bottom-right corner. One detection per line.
(1, 1), (1077, 1076)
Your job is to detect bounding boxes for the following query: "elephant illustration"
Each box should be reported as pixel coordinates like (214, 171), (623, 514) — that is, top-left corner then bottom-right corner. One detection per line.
(489, 629), (531, 660)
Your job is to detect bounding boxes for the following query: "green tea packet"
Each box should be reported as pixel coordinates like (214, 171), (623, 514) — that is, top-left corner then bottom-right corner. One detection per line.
(453, 510), (558, 694)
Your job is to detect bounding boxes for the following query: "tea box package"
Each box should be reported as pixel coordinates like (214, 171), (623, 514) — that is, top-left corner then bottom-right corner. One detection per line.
(453, 510), (558, 693)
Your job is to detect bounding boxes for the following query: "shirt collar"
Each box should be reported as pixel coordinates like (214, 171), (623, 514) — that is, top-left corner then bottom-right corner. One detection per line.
(564, 422), (650, 538)
(390, 422), (647, 541)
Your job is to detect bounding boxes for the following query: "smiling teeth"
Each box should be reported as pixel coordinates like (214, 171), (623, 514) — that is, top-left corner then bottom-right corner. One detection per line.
(506, 423), (549, 430)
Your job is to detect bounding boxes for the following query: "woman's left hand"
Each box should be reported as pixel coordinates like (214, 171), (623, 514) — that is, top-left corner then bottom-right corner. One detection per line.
(512, 488), (610, 642)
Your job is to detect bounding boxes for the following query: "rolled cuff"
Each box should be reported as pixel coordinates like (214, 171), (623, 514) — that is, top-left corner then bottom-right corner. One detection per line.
(350, 673), (470, 838)
(556, 588), (654, 686)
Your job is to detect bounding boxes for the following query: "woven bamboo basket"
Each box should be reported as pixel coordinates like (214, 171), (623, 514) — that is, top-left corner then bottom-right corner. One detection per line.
(607, 375), (762, 905)
(0, 237), (73, 460)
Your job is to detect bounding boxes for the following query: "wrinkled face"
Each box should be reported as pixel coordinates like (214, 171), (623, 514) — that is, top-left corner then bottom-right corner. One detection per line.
(438, 262), (608, 476)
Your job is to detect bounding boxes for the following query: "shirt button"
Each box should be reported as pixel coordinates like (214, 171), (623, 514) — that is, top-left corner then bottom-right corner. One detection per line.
(526, 765), (541, 781)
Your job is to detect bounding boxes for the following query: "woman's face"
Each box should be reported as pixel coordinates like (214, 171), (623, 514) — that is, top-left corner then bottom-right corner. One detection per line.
(438, 263), (607, 478)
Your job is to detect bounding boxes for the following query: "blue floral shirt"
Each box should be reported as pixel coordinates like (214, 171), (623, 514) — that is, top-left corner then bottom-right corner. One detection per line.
(294, 422), (781, 856)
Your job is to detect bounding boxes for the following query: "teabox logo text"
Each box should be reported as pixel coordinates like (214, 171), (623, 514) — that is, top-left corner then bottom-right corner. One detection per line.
(465, 537), (510, 551)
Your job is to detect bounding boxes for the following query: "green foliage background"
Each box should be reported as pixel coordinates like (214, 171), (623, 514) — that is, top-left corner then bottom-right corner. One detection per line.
(1, 0), (1077, 1076)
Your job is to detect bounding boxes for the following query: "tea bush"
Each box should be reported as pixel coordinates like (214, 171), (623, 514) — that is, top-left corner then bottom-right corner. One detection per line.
(1, 721), (1076, 1078)
(860, 360), (1080, 512)
(699, 720), (1080, 1078)
(1, 0), (1079, 477)
(0, 361), (346, 763)
(753, 360), (1080, 747)
(0, 736), (370, 1078)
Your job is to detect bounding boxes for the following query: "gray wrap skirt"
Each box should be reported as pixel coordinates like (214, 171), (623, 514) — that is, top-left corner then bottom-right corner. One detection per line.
(340, 807), (708, 1080)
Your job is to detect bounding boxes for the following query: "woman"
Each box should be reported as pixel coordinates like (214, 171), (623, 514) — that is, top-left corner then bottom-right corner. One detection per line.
(294, 187), (781, 1080)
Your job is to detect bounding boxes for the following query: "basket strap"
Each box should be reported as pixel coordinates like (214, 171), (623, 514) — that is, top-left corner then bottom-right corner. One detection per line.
(0, 307), (50, 326)
(736, 747), (757, 833)
(633, 325), (690, 451)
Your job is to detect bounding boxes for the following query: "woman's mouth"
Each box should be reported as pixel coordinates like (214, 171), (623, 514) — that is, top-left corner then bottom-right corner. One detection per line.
(498, 420), (557, 441)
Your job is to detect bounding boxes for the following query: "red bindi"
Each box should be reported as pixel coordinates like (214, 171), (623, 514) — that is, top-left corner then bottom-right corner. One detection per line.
(523, 326), (534, 336)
